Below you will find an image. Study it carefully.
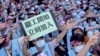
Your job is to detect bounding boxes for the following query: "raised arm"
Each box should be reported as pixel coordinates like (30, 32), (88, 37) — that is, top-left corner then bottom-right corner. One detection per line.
(56, 21), (76, 44)
(0, 23), (6, 30)
(13, 11), (22, 19)
(77, 11), (100, 24)
(96, 14), (100, 17)
(86, 25), (100, 31)
(22, 36), (30, 56)
(77, 16), (87, 24)
(9, 23), (20, 30)
(77, 32), (100, 56)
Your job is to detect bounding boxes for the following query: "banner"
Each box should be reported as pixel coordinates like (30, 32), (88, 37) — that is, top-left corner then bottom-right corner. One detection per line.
(21, 11), (58, 41)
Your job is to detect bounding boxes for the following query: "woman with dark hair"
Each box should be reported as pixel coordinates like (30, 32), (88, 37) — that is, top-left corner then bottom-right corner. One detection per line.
(70, 27), (87, 43)
(69, 25), (100, 56)
(69, 26), (91, 56)
(77, 32), (100, 56)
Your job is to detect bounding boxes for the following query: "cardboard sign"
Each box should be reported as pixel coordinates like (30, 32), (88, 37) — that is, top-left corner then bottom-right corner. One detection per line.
(21, 11), (58, 41)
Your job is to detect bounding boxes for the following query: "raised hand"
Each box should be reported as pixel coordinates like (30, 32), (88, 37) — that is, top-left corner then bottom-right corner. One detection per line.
(86, 11), (96, 17)
(88, 32), (100, 46)
(65, 20), (76, 29)
(24, 36), (30, 43)
(0, 23), (6, 30)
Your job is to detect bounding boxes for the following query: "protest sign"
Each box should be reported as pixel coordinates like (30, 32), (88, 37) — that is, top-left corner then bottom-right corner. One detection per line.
(21, 11), (58, 41)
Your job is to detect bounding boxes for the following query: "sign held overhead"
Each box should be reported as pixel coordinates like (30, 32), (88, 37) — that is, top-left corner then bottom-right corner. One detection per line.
(21, 11), (58, 41)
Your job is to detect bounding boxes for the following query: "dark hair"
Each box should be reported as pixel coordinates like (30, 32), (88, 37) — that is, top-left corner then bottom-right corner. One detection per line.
(38, 0), (43, 5)
(70, 28), (86, 42)
(63, 9), (70, 15)
(18, 13), (25, 20)
(48, 33), (52, 38)
(14, 0), (19, 3)
(55, 45), (68, 56)
(72, 28), (84, 35)
(84, 7), (89, 12)
(28, 36), (44, 48)
(55, 7), (60, 11)
(86, 17), (96, 23)
(28, 41), (35, 49)
(70, 33), (84, 42)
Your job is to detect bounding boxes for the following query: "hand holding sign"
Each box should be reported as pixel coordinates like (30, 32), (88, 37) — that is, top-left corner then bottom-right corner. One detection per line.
(24, 36), (30, 43)
(21, 11), (58, 41)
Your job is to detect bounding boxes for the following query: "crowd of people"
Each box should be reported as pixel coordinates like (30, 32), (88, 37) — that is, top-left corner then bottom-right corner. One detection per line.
(0, 0), (100, 56)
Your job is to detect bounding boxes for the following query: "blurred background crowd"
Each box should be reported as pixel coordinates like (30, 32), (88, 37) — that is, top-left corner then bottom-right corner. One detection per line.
(0, 0), (100, 56)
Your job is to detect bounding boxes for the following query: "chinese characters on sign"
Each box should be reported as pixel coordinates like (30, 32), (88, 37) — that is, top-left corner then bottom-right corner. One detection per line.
(21, 11), (58, 41)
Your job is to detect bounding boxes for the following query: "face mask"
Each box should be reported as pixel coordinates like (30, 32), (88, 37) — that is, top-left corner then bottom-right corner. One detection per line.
(20, 14), (25, 18)
(87, 31), (94, 38)
(66, 0), (69, 2)
(12, 12), (15, 15)
(31, 7), (35, 11)
(72, 12), (77, 17)
(98, 17), (100, 23)
(83, 5), (87, 10)
(74, 44), (85, 53)
(36, 40), (45, 48)
(94, 5), (97, 8)
(76, 9), (81, 13)
(90, 21), (96, 26)
(94, 30), (99, 34)
(79, 11), (85, 17)
(83, 1), (86, 3)
(90, 6), (94, 10)
(26, 5), (30, 8)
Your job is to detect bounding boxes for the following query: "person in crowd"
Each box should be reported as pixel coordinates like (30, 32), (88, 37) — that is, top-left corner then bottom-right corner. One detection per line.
(0, 0), (100, 56)
(22, 21), (76, 56)
(77, 32), (100, 56)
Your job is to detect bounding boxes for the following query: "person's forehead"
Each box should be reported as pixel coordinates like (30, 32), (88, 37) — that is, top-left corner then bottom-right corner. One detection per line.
(33, 37), (43, 41)
(74, 28), (82, 32)
(74, 42), (83, 46)
(75, 29), (81, 31)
